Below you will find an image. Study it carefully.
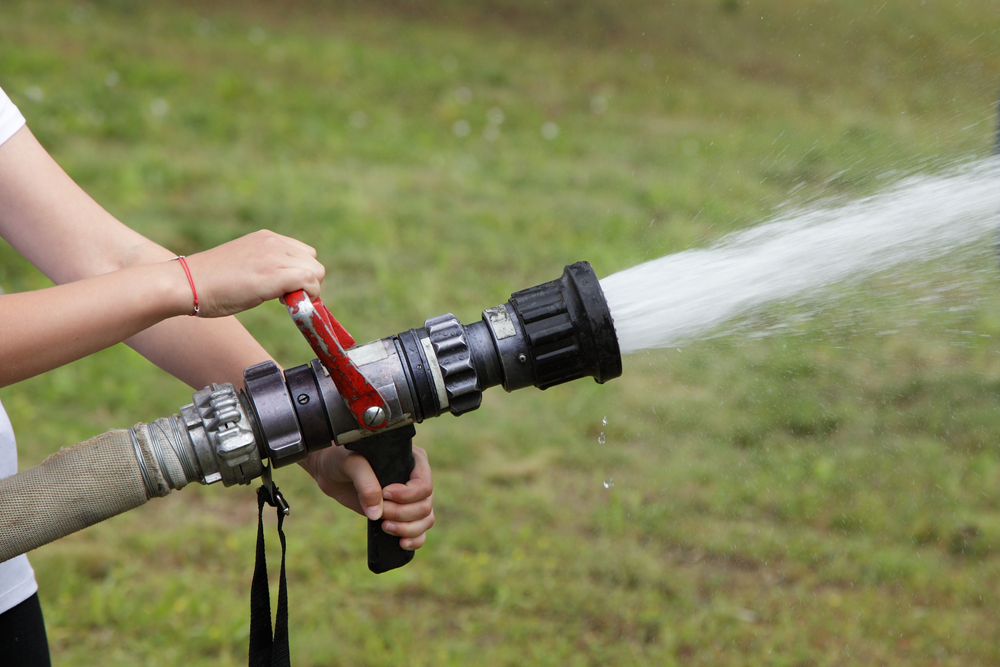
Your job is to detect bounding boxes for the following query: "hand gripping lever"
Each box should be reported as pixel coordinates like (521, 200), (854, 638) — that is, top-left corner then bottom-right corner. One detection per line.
(282, 290), (414, 572)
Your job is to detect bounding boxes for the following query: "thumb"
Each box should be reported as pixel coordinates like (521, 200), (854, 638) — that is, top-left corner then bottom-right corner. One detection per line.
(342, 453), (384, 520)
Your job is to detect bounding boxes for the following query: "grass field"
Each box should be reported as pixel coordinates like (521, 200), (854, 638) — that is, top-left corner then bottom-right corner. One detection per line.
(1, 1), (1000, 664)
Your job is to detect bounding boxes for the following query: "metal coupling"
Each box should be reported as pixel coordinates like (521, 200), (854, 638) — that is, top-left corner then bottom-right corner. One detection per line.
(180, 383), (263, 486)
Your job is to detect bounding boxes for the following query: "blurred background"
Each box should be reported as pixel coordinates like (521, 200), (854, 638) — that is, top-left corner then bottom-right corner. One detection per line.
(1, 1), (999, 664)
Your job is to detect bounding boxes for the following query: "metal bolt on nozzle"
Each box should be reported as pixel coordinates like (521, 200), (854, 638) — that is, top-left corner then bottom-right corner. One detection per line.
(363, 406), (386, 427)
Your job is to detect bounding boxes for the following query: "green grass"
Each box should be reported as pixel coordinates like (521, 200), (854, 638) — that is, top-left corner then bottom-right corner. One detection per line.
(1, 0), (1000, 664)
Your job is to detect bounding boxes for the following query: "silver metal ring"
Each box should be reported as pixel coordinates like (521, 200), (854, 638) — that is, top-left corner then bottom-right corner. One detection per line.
(158, 418), (199, 484)
(146, 424), (173, 489)
(129, 426), (156, 498)
(171, 416), (200, 482)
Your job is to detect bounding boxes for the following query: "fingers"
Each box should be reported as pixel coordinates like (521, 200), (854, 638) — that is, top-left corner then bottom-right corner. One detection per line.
(184, 229), (326, 317)
(379, 446), (434, 549)
(338, 451), (384, 520)
(382, 506), (435, 540)
(384, 513), (435, 550)
(399, 534), (428, 551)
(381, 445), (432, 504)
(382, 493), (434, 523)
(303, 444), (435, 552)
(248, 230), (325, 301)
(270, 265), (324, 303)
(259, 230), (325, 299)
(263, 230), (318, 258)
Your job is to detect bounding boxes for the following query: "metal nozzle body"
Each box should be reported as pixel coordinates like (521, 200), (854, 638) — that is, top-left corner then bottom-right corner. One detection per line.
(155, 261), (623, 483)
(241, 261), (622, 467)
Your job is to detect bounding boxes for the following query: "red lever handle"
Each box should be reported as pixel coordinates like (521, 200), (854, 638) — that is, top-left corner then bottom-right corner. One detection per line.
(282, 290), (388, 431)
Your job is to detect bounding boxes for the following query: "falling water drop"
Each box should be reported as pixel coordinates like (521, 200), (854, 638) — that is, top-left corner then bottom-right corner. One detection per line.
(603, 478), (614, 489)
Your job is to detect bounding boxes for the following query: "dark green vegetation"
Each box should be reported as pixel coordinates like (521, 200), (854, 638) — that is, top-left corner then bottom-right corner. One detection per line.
(1, 1), (999, 664)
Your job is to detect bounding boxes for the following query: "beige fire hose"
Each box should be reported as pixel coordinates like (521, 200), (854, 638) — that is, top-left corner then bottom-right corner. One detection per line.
(0, 424), (185, 563)
(0, 382), (266, 564)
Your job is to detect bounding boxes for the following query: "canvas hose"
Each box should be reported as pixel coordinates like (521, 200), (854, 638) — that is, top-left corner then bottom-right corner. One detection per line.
(0, 421), (196, 563)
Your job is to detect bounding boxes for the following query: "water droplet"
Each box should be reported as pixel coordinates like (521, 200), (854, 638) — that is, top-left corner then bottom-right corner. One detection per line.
(602, 416), (608, 426)
(104, 71), (120, 88)
(540, 121), (559, 140)
(598, 432), (606, 445)
(487, 106), (504, 125)
(455, 87), (473, 105)
(452, 119), (471, 138)
(603, 478), (614, 489)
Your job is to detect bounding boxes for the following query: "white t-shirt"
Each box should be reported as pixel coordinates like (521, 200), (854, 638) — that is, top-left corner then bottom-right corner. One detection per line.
(0, 401), (38, 615)
(0, 84), (38, 615)
(0, 85), (25, 145)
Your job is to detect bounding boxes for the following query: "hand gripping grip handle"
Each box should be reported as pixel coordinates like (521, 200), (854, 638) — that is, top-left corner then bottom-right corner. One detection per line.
(345, 425), (417, 573)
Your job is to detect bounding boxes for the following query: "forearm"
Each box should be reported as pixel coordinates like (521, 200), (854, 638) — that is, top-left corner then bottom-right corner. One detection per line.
(0, 126), (314, 389)
(0, 261), (192, 387)
(126, 316), (273, 390)
(0, 127), (153, 283)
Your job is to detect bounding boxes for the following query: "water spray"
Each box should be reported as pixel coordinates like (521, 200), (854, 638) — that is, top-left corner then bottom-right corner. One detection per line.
(601, 157), (1000, 353)
(0, 261), (621, 573)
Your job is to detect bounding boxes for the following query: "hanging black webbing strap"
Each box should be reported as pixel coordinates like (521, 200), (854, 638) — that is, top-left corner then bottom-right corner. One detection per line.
(249, 482), (291, 667)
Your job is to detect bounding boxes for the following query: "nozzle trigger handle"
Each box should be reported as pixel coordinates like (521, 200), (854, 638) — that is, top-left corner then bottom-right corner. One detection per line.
(346, 425), (417, 573)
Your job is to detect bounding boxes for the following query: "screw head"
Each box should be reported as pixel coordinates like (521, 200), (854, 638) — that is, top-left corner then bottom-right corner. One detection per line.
(297, 394), (310, 405)
(363, 406), (386, 427)
(518, 354), (527, 363)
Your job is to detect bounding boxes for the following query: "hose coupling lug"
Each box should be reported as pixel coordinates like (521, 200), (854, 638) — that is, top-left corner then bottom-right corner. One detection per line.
(183, 382), (264, 485)
(215, 422), (257, 467)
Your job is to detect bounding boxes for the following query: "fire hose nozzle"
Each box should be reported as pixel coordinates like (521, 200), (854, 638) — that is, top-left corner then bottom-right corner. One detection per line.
(0, 261), (622, 573)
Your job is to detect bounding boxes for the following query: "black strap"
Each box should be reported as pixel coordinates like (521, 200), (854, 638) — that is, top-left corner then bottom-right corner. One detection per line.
(249, 483), (290, 667)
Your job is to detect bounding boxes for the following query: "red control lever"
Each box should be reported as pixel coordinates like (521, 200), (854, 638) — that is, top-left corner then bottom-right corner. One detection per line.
(282, 290), (388, 431)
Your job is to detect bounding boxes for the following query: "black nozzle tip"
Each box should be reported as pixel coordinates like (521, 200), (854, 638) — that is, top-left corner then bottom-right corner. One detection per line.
(562, 261), (623, 384)
(508, 261), (622, 390)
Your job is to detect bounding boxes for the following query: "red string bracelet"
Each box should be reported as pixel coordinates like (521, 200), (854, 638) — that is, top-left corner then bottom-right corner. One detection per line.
(172, 256), (200, 316)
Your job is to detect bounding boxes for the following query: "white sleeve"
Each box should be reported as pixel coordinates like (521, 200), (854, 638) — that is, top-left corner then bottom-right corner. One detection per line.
(0, 85), (27, 146)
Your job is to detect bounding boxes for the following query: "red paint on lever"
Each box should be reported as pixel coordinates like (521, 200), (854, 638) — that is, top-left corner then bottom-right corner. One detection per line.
(282, 290), (388, 431)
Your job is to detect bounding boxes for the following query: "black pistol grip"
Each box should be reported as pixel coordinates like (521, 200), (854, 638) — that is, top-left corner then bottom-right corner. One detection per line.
(346, 425), (417, 573)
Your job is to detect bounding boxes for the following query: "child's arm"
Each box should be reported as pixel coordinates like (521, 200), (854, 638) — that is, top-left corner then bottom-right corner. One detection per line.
(0, 125), (433, 545)
(0, 126), (320, 388)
